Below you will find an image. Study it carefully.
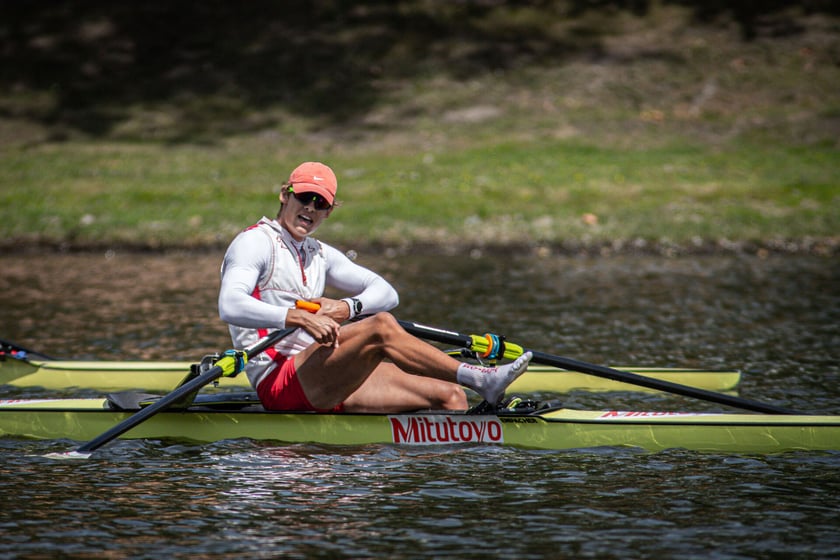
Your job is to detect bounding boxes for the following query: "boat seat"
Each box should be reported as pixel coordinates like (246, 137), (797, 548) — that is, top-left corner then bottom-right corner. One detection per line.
(106, 391), (265, 412)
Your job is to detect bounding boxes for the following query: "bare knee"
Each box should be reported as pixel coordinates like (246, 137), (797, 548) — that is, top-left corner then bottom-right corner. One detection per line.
(362, 312), (403, 344)
(368, 311), (400, 332)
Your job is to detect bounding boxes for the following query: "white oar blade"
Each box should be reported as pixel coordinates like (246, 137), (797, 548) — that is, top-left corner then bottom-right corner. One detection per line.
(43, 450), (93, 460)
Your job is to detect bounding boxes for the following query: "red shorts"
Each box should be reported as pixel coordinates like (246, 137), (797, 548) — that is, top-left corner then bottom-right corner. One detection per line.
(257, 356), (345, 413)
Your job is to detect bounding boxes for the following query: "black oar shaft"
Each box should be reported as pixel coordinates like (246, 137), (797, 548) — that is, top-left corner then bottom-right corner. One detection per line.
(76, 327), (296, 454)
(398, 320), (801, 415)
(398, 320), (472, 348)
(530, 351), (799, 415)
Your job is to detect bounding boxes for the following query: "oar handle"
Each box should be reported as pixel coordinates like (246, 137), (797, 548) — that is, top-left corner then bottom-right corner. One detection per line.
(295, 300), (321, 313)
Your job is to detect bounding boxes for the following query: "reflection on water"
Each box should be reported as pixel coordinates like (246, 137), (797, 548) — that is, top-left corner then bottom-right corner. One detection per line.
(2, 439), (838, 558)
(0, 251), (839, 558)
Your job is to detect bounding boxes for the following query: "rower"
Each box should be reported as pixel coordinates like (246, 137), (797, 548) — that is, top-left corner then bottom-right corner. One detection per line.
(218, 161), (532, 414)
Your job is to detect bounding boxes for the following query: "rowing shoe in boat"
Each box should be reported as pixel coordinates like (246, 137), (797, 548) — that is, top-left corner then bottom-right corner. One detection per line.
(0, 340), (741, 394)
(0, 392), (836, 454)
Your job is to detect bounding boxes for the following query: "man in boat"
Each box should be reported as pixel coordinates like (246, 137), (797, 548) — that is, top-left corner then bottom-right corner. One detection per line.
(218, 161), (531, 413)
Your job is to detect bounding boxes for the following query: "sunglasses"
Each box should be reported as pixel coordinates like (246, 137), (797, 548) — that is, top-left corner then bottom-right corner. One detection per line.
(288, 187), (332, 210)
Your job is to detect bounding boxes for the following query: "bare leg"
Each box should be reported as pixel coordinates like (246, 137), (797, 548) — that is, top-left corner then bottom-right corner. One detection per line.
(294, 312), (531, 411)
(295, 313), (464, 410)
(342, 362), (468, 413)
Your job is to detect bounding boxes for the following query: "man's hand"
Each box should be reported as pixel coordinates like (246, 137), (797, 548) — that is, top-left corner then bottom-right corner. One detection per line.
(287, 306), (341, 347)
(309, 297), (352, 323)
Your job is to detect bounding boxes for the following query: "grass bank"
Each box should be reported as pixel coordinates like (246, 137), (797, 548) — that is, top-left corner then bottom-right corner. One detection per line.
(1, 2), (838, 255)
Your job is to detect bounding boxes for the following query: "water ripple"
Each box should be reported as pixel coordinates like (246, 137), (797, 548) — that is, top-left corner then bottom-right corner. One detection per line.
(1, 253), (839, 558)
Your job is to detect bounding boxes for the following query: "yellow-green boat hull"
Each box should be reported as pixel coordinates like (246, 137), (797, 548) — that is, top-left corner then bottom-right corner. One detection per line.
(0, 397), (836, 454)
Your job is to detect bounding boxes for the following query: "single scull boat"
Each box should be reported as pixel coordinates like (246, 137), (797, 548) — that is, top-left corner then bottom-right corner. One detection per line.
(5, 322), (831, 456)
(0, 392), (837, 454)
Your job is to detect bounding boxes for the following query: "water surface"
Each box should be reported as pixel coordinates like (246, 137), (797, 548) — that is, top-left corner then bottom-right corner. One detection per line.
(0, 251), (838, 558)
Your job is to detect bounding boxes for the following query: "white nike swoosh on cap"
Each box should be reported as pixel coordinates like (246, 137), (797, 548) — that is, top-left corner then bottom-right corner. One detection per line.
(313, 176), (324, 181)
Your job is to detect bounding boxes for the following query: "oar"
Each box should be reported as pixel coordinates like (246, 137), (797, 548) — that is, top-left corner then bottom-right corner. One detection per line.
(0, 337), (55, 361)
(396, 319), (802, 415)
(53, 326), (297, 458)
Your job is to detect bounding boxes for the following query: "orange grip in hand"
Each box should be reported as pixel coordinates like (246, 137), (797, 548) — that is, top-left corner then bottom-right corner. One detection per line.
(295, 300), (321, 314)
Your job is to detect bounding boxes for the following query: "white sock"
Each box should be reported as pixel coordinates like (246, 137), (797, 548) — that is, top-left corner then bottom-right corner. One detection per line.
(456, 352), (533, 404)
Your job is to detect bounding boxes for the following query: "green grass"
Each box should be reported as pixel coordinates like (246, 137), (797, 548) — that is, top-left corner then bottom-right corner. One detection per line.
(1, 2), (838, 254)
(3, 138), (836, 252)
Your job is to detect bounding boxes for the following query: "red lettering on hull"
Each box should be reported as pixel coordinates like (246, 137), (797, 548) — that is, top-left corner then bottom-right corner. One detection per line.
(598, 410), (716, 419)
(389, 415), (504, 444)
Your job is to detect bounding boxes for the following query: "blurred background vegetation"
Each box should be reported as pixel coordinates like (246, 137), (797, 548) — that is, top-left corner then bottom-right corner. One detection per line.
(1, 1), (838, 253)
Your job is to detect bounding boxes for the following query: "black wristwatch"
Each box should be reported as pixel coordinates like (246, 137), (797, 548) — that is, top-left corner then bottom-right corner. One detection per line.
(350, 297), (363, 316)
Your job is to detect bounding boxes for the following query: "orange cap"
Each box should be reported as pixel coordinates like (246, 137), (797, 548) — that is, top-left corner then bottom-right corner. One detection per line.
(288, 162), (337, 205)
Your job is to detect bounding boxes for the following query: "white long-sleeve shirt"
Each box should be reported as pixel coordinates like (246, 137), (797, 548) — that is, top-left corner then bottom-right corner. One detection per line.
(218, 217), (398, 388)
